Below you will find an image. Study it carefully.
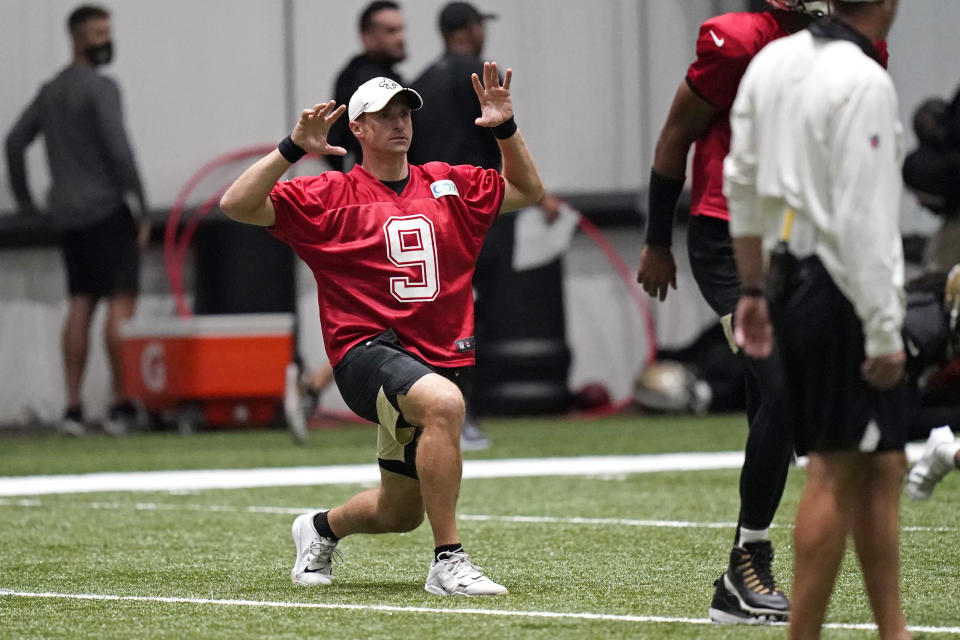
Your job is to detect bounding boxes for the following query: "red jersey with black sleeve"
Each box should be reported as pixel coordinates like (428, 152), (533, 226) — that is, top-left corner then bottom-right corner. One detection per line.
(685, 12), (889, 221)
(269, 162), (504, 367)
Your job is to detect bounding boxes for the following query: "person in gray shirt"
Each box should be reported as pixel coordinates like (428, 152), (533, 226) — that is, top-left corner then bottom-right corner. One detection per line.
(5, 4), (147, 437)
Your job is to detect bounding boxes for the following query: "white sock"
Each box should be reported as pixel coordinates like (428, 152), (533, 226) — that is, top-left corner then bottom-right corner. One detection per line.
(738, 527), (769, 547)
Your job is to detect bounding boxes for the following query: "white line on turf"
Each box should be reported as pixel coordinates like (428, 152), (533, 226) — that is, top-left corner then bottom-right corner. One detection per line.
(0, 497), (953, 532)
(1, 589), (958, 634)
(0, 444), (927, 497)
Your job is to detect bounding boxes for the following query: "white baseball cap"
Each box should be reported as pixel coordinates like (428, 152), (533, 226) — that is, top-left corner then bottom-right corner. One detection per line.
(348, 77), (423, 121)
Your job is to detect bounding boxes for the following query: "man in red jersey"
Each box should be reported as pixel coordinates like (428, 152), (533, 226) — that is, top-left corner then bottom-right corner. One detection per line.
(220, 62), (543, 596)
(636, 0), (888, 624)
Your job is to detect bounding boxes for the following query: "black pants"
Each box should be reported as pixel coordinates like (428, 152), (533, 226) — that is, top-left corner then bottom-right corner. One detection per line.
(687, 215), (793, 533)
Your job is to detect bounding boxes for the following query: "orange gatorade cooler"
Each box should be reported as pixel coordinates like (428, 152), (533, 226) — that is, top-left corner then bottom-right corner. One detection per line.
(120, 313), (295, 428)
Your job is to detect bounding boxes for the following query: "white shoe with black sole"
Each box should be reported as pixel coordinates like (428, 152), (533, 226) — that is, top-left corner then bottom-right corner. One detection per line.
(290, 512), (338, 586)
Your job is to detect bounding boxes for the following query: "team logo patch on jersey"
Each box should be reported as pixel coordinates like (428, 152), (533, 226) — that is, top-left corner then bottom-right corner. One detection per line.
(430, 180), (460, 198)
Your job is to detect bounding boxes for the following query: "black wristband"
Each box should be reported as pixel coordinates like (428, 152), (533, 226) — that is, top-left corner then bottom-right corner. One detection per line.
(741, 285), (765, 298)
(278, 135), (307, 163)
(645, 169), (685, 247)
(492, 116), (518, 140)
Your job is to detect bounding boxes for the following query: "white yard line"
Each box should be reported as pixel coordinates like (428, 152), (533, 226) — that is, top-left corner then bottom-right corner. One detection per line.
(0, 452), (747, 496)
(0, 444), (927, 497)
(1, 589), (957, 635)
(0, 497), (952, 532)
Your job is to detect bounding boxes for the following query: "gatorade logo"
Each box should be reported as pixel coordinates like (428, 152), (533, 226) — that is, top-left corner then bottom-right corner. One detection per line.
(141, 341), (167, 393)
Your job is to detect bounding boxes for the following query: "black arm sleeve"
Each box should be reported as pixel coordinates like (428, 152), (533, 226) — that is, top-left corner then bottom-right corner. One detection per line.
(644, 169), (685, 247)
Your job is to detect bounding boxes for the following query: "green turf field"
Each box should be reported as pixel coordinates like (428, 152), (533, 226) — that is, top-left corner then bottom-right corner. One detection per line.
(1, 415), (958, 639)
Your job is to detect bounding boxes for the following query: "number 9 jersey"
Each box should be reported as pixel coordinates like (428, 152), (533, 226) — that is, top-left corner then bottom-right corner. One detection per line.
(269, 162), (504, 368)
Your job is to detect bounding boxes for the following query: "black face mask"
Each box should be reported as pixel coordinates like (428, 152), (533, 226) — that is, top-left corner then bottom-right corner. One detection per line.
(85, 40), (113, 66)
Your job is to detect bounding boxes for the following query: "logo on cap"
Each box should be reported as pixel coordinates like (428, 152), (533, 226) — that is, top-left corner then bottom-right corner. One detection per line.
(379, 79), (399, 90)
(431, 180), (459, 198)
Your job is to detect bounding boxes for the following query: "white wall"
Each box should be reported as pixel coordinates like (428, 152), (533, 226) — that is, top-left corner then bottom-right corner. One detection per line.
(2, 0), (957, 229)
(0, 0), (738, 212)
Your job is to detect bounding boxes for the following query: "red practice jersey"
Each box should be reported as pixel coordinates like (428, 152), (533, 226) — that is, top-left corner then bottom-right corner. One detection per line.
(685, 12), (888, 221)
(269, 162), (504, 367)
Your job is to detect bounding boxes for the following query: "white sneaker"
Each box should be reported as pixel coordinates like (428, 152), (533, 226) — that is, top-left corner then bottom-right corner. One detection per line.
(459, 420), (491, 452)
(290, 512), (339, 586)
(284, 363), (308, 445)
(424, 550), (507, 596)
(907, 425), (960, 500)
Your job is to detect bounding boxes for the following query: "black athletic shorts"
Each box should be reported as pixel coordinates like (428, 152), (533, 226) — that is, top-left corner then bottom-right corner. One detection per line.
(61, 205), (140, 298)
(770, 255), (908, 456)
(333, 329), (471, 479)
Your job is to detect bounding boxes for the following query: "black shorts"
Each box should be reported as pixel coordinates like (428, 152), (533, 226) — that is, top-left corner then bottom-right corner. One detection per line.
(61, 206), (140, 298)
(771, 256), (908, 456)
(333, 329), (471, 479)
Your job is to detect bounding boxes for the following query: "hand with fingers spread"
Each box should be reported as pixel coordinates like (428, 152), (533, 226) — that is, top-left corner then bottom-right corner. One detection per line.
(291, 101), (348, 157)
(472, 61), (514, 128)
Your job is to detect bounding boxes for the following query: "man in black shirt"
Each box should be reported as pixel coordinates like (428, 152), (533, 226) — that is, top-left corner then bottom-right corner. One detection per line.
(327, 1), (407, 172)
(408, 2), (499, 170)
(407, 2), (501, 450)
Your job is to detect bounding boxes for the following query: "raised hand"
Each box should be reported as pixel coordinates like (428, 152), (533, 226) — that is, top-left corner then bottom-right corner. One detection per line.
(290, 101), (347, 156)
(472, 61), (514, 127)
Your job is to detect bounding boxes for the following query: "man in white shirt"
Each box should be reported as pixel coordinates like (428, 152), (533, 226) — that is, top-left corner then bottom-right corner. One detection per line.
(724, 1), (910, 638)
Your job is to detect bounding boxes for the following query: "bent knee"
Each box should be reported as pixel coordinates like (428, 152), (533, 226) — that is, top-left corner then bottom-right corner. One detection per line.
(428, 387), (465, 423)
(399, 374), (465, 428)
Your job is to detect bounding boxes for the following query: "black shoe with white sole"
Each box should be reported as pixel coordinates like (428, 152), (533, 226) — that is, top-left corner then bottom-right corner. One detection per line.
(708, 542), (790, 623)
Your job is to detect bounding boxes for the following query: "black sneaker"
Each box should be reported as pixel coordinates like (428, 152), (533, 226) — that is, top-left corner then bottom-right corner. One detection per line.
(59, 406), (86, 437)
(709, 573), (773, 624)
(712, 542), (790, 621)
(104, 399), (138, 436)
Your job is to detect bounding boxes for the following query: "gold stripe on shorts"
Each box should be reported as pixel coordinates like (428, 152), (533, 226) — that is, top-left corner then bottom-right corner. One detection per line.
(376, 386), (415, 464)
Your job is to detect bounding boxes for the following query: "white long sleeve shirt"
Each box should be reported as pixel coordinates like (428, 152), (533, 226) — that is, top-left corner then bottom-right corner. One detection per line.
(724, 28), (905, 358)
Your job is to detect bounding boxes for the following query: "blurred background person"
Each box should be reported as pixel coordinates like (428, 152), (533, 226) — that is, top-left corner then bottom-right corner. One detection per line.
(288, 1), (408, 440)
(901, 81), (960, 501)
(408, 1), (501, 451)
(327, 1), (407, 172)
(408, 1), (499, 170)
(5, 4), (148, 437)
(902, 83), (960, 272)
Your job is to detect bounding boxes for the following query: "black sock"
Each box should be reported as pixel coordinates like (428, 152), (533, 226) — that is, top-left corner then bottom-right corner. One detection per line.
(312, 511), (340, 541)
(434, 543), (463, 560)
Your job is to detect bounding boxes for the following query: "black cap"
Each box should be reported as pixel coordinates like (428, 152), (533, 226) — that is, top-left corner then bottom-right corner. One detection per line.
(439, 2), (497, 35)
